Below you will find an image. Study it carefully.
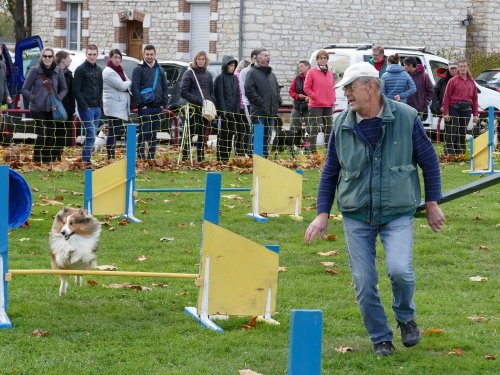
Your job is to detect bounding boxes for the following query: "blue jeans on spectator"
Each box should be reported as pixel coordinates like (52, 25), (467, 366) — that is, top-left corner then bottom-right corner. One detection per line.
(138, 106), (162, 159)
(343, 215), (416, 344)
(80, 107), (101, 163)
(251, 115), (275, 157)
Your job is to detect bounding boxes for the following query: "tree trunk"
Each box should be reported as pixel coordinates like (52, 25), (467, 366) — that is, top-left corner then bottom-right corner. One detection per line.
(14, 0), (26, 41)
(26, 0), (32, 37)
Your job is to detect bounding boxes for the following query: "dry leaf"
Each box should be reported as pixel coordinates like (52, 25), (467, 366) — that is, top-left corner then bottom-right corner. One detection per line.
(176, 291), (188, 297)
(223, 204), (235, 209)
(318, 250), (339, 257)
(329, 214), (343, 221)
(152, 283), (167, 288)
(104, 283), (152, 291)
(54, 195), (65, 201)
(118, 219), (129, 226)
(334, 345), (353, 353)
(422, 328), (445, 335)
(32, 329), (49, 337)
(448, 348), (464, 356)
(137, 255), (147, 262)
(484, 354), (496, 360)
(19, 238), (30, 242)
(108, 226), (116, 231)
(469, 276), (488, 282)
(178, 223), (188, 228)
(323, 234), (337, 241)
(160, 237), (175, 242)
(478, 245), (489, 250)
(140, 209), (148, 215)
(468, 316), (488, 322)
(189, 222), (195, 228)
(242, 316), (258, 330)
(239, 370), (263, 375)
(40, 198), (63, 206)
(97, 265), (117, 271)
(87, 279), (98, 287)
(325, 269), (339, 275)
(143, 229), (149, 235)
(278, 266), (287, 272)
(320, 261), (336, 267)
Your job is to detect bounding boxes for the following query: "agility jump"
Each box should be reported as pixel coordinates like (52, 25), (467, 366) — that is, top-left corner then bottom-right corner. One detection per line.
(1, 167), (280, 331)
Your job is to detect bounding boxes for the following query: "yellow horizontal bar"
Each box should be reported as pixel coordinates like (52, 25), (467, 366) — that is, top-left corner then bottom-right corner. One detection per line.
(8, 269), (199, 280)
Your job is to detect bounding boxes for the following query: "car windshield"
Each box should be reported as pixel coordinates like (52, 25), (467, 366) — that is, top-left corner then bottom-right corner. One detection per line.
(476, 70), (500, 83)
(161, 64), (186, 87)
(21, 47), (41, 78)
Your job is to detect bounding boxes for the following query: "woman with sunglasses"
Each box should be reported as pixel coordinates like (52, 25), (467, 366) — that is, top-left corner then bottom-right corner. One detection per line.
(21, 47), (68, 163)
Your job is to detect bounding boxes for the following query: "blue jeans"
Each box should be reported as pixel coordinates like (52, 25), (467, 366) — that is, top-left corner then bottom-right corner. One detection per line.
(343, 215), (416, 344)
(138, 106), (162, 159)
(251, 116), (275, 157)
(80, 107), (101, 163)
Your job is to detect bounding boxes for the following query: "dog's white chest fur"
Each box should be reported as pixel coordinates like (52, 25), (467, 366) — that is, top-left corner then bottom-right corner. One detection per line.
(50, 232), (99, 268)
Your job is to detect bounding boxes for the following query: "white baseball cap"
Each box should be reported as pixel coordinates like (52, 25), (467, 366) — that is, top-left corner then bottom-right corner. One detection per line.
(335, 62), (380, 88)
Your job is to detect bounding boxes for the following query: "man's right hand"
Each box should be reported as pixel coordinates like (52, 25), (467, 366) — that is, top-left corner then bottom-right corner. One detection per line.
(443, 114), (450, 122)
(304, 213), (330, 244)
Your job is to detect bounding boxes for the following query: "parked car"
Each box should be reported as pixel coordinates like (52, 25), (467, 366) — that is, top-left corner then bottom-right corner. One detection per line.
(476, 68), (500, 93)
(309, 44), (500, 133)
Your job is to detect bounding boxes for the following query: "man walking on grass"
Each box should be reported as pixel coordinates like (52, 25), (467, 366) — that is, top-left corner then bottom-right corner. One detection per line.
(305, 62), (445, 356)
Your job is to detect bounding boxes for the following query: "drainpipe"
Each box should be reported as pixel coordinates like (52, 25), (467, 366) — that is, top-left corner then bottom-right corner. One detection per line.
(238, 0), (244, 61)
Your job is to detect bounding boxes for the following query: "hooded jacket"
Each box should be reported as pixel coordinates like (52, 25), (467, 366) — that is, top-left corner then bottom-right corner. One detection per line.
(381, 64), (416, 103)
(431, 68), (453, 115)
(214, 55), (240, 114)
(244, 64), (281, 116)
(407, 64), (434, 113)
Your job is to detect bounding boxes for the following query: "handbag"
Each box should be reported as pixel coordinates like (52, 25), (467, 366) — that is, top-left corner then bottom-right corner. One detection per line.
(40, 74), (68, 121)
(189, 68), (217, 121)
(140, 67), (159, 104)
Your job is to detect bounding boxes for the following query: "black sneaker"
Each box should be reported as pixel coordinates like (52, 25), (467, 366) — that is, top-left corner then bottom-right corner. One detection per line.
(373, 341), (395, 356)
(397, 320), (420, 347)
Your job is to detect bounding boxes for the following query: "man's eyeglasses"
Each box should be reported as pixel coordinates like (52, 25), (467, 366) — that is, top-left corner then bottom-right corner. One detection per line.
(42, 55), (53, 58)
(342, 82), (360, 92)
(87, 53), (97, 56)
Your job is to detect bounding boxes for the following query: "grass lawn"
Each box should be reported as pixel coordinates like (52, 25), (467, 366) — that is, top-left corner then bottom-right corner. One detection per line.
(0, 161), (498, 374)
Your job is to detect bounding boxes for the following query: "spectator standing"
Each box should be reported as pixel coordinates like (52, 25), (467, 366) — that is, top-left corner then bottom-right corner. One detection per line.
(180, 51), (215, 163)
(234, 59), (251, 156)
(54, 50), (75, 160)
(103, 49), (132, 161)
(304, 50), (336, 154)
(381, 53), (416, 104)
(431, 60), (458, 116)
(131, 45), (168, 160)
(22, 47), (68, 163)
(305, 62), (444, 356)
(368, 45), (387, 77)
(214, 55), (240, 163)
(244, 48), (282, 158)
(239, 49), (260, 126)
(404, 57), (434, 116)
(442, 58), (479, 156)
(0, 47), (13, 106)
(73, 44), (103, 167)
(289, 60), (311, 132)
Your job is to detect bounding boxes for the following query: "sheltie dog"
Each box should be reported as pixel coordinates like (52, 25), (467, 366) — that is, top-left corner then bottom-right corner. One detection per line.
(49, 207), (101, 295)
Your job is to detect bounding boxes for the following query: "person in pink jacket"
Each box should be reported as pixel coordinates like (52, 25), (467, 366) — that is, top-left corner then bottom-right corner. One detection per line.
(304, 49), (336, 153)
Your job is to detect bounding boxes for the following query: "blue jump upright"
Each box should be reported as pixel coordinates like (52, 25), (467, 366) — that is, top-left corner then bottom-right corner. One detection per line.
(288, 309), (323, 375)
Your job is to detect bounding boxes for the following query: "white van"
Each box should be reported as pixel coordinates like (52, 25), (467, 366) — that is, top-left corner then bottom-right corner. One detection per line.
(309, 44), (500, 132)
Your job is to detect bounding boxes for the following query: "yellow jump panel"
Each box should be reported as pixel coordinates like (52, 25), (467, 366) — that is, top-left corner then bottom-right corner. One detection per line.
(92, 158), (127, 215)
(253, 155), (302, 215)
(472, 131), (490, 171)
(197, 221), (279, 317)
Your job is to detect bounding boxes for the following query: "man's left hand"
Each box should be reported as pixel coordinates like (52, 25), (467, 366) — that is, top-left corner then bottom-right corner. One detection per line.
(425, 201), (445, 232)
(473, 115), (479, 124)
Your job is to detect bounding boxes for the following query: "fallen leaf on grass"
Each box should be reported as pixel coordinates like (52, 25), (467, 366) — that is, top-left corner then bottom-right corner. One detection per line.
(32, 329), (49, 337)
(422, 328), (445, 335)
(160, 237), (175, 242)
(19, 238), (30, 242)
(325, 269), (338, 275)
(118, 219), (129, 226)
(242, 316), (258, 330)
(221, 194), (244, 202)
(40, 198), (63, 206)
(176, 291), (188, 297)
(71, 191), (83, 196)
(223, 204), (235, 209)
(468, 316), (488, 322)
(334, 345), (353, 353)
(108, 227), (116, 231)
(318, 250), (339, 257)
(478, 245), (489, 250)
(329, 214), (343, 221)
(448, 348), (464, 356)
(239, 370), (263, 375)
(97, 265), (117, 271)
(104, 283), (152, 291)
(469, 276), (488, 282)
(143, 229), (149, 235)
(484, 354), (496, 360)
(140, 209), (148, 215)
(87, 279), (98, 287)
(152, 283), (167, 288)
(54, 195), (65, 201)
(278, 266), (287, 272)
(323, 234), (337, 241)
(137, 255), (147, 262)
(320, 261), (336, 267)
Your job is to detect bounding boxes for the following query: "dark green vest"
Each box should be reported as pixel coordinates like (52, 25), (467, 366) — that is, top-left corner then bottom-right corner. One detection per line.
(334, 96), (421, 224)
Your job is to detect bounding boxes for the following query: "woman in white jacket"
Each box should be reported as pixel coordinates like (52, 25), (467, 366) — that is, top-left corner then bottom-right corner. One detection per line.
(102, 49), (131, 160)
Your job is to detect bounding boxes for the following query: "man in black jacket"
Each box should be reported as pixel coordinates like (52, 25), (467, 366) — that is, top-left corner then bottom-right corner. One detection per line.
(73, 44), (103, 167)
(431, 61), (458, 116)
(214, 55), (240, 163)
(131, 45), (168, 160)
(244, 48), (282, 157)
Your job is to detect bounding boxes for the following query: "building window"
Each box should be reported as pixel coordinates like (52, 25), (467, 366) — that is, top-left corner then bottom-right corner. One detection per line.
(189, 2), (210, 57)
(67, 2), (81, 50)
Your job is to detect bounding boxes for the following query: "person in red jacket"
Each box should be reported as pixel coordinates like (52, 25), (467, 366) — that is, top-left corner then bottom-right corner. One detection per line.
(442, 58), (478, 156)
(304, 50), (336, 154)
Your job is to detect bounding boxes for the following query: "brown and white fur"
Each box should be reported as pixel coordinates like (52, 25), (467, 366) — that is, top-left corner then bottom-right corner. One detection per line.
(49, 207), (101, 295)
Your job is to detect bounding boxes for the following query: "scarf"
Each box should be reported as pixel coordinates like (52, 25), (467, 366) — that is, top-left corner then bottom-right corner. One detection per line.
(318, 64), (328, 73)
(107, 59), (126, 81)
(40, 61), (56, 77)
